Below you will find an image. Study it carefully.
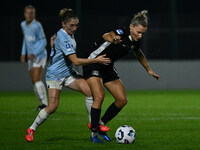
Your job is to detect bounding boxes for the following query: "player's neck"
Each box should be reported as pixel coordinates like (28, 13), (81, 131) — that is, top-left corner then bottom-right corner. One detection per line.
(26, 19), (34, 25)
(62, 28), (74, 37)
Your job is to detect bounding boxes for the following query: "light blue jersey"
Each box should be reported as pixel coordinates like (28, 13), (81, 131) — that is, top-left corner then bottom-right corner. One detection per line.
(46, 29), (76, 80)
(21, 19), (47, 59)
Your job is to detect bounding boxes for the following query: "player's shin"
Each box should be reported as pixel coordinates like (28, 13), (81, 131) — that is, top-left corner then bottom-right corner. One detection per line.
(30, 108), (49, 131)
(91, 107), (101, 135)
(100, 102), (122, 125)
(85, 97), (93, 123)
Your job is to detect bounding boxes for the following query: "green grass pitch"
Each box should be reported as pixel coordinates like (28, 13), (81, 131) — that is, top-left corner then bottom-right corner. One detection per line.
(0, 90), (200, 150)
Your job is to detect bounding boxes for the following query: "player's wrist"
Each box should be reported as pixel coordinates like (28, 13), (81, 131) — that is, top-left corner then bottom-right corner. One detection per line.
(93, 58), (98, 63)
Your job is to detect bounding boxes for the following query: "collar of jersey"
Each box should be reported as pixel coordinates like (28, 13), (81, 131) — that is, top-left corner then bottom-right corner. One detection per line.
(61, 29), (74, 39)
(129, 35), (133, 41)
(26, 19), (36, 26)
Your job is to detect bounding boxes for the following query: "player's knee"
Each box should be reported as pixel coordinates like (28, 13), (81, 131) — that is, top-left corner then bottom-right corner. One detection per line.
(92, 94), (105, 108)
(83, 87), (92, 97)
(94, 94), (105, 102)
(116, 97), (127, 108)
(32, 78), (40, 84)
(123, 98), (128, 106)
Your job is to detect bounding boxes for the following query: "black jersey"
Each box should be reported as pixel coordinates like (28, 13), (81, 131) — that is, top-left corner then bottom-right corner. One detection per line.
(86, 27), (141, 63)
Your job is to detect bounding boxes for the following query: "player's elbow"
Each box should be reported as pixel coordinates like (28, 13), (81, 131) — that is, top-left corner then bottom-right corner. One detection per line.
(102, 33), (113, 42)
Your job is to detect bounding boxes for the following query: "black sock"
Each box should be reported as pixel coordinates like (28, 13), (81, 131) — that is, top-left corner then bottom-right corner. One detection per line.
(91, 107), (101, 133)
(101, 103), (122, 125)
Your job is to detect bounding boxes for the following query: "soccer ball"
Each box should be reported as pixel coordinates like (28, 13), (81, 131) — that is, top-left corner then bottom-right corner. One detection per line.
(115, 125), (136, 144)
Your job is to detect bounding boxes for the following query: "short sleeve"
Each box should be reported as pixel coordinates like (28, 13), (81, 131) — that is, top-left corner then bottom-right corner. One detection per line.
(112, 27), (127, 40)
(113, 28), (125, 36)
(58, 40), (75, 56)
(36, 22), (46, 39)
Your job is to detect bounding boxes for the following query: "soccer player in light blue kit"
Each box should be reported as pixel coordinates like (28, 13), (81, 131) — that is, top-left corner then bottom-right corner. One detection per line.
(21, 5), (48, 110)
(25, 8), (111, 142)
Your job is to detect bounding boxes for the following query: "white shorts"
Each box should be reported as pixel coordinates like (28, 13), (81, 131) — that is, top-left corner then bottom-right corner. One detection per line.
(46, 73), (82, 90)
(28, 58), (47, 71)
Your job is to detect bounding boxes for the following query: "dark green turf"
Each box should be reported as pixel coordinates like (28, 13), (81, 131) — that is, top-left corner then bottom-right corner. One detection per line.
(0, 90), (200, 150)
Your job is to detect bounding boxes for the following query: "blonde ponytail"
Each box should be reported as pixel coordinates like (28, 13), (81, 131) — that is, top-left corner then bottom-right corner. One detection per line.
(131, 10), (148, 27)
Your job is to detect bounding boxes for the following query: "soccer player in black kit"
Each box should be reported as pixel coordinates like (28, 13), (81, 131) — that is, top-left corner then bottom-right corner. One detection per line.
(83, 10), (160, 143)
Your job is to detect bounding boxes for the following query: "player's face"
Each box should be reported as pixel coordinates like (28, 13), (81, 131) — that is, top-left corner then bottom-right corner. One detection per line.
(63, 19), (79, 35)
(129, 24), (147, 41)
(24, 8), (35, 23)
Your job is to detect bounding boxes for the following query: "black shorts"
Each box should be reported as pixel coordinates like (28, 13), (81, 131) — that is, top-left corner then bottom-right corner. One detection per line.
(83, 64), (120, 84)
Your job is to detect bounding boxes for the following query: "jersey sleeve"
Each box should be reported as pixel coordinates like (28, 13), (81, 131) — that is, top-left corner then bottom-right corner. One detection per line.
(111, 28), (127, 41)
(58, 38), (76, 56)
(21, 22), (26, 55)
(32, 22), (47, 56)
(21, 37), (26, 55)
(112, 28), (126, 36)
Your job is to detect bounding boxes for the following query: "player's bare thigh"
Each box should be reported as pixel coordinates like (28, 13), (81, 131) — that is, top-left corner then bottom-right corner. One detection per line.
(67, 77), (92, 97)
(87, 77), (105, 109)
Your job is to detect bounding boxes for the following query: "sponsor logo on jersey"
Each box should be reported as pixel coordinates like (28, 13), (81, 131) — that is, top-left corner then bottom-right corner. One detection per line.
(116, 29), (123, 35)
(66, 43), (72, 51)
(92, 70), (99, 76)
(25, 35), (35, 42)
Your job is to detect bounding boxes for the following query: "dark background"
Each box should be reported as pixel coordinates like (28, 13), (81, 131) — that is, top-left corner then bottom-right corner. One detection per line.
(1, 0), (200, 61)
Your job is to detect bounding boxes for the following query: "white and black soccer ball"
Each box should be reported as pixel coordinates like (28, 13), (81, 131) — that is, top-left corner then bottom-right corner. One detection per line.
(115, 125), (136, 144)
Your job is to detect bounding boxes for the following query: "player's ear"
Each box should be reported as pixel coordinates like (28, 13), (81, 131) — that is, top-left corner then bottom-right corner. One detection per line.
(129, 24), (133, 29)
(62, 21), (66, 28)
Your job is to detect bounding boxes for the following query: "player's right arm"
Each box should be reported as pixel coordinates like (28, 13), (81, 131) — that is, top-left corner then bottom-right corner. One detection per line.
(58, 33), (111, 66)
(103, 31), (122, 44)
(21, 37), (26, 63)
(20, 22), (26, 63)
(68, 54), (111, 66)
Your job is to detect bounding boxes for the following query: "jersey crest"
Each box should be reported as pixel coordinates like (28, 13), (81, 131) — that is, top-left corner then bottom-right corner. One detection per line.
(116, 29), (123, 35)
(66, 43), (72, 51)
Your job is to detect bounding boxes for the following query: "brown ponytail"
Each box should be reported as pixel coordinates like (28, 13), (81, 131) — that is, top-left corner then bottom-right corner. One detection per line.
(59, 8), (78, 23)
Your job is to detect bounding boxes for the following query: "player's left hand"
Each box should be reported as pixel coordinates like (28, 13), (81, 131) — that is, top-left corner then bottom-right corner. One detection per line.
(95, 54), (111, 65)
(28, 54), (35, 60)
(148, 70), (160, 80)
(50, 34), (56, 48)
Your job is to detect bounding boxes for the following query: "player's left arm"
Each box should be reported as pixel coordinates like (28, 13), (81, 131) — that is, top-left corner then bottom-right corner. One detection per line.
(50, 34), (56, 48)
(134, 49), (160, 80)
(32, 23), (47, 57)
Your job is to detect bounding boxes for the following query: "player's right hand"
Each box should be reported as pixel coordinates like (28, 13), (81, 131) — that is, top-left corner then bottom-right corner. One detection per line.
(20, 55), (25, 63)
(96, 54), (111, 65)
(113, 35), (122, 44)
(28, 54), (35, 60)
